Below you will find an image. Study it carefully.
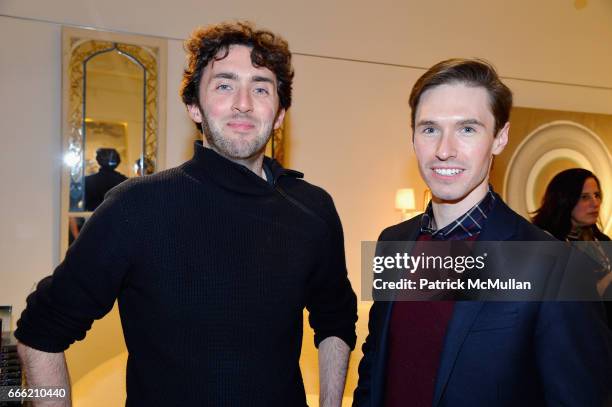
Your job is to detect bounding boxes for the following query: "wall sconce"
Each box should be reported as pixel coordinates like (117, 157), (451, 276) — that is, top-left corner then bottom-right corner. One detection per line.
(395, 188), (417, 221)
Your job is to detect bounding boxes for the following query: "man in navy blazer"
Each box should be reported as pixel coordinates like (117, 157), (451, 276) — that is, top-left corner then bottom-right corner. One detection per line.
(353, 59), (612, 407)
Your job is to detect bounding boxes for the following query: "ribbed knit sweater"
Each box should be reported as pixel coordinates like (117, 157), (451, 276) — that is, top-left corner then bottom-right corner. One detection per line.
(16, 142), (358, 406)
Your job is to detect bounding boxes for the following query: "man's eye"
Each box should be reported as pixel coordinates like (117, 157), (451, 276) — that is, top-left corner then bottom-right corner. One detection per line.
(254, 87), (270, 95)
(422, 127), (436, 135)
(461, 126), (476, 134)
(216, 84), (232, 91)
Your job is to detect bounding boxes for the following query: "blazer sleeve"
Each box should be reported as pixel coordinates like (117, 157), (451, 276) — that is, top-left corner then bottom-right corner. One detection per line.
(353, 225), (402, 407)
(353, 300), (388, 407)
(535, 301), (612, 406)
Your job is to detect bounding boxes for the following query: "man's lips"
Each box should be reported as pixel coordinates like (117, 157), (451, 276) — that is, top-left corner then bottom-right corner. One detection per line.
(431, 167), (465, 177)
(227, 121), (255, 131)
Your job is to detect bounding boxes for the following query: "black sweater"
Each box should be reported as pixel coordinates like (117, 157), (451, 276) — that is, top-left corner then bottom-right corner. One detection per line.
(16, 142), (357, 406)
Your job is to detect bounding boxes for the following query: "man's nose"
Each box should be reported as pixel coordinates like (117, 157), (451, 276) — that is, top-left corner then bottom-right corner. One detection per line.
(435, 133), (457, 161)
(233, 87), (253, 113)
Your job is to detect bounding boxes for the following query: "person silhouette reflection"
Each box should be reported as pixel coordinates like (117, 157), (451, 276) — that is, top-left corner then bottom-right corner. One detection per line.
(69, 148), (127, 243)
(85, 148), (128, 211)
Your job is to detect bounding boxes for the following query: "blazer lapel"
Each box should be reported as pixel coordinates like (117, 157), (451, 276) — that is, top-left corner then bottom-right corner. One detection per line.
(432, 301), (485, 406)
(478, 195), (519, 241)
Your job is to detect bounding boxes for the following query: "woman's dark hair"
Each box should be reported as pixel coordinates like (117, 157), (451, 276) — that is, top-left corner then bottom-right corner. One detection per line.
(532, 168), (602, 239)
(180, 21), (293, 132)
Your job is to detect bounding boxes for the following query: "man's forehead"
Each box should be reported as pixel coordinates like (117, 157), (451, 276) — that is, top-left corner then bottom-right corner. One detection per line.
(206, 45), (276, 81)
(415, 84), (494, 124)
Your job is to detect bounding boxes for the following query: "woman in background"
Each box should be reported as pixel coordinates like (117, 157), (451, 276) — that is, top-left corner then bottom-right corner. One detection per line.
(532, 168), (611, 326)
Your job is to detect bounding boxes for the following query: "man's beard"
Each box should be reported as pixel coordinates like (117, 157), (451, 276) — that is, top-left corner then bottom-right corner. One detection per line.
(200, 108), (272, 161)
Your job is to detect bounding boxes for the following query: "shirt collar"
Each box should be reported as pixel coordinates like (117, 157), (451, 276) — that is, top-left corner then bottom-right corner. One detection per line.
(420, 186), (496, 240)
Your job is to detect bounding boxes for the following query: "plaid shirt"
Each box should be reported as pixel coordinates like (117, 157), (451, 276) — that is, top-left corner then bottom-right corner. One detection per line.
(420, 187), (496, 240)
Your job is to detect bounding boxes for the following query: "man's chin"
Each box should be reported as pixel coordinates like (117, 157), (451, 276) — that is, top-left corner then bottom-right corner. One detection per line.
(206, 137), (267, 160)
(428, 186), (470, 205)
(429, 181), (490, 206)
(223, 144), (268, 161)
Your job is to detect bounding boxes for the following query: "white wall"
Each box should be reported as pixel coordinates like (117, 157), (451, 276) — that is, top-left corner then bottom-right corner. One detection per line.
(1, 0), (612, 394)
(2, 0), (612, 88)
(1, 16), (62, 324)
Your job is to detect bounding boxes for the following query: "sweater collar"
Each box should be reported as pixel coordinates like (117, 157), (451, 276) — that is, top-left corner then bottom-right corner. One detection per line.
(183, 141), (303, 195)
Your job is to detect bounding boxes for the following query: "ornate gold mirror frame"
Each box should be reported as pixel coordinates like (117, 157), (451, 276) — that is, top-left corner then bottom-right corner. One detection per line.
(266, 121), (286, 165)
(61, 27), (167, 257)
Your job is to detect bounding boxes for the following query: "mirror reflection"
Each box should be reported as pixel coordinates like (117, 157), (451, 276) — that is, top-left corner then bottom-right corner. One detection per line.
(62, 28), (164, 254)
(69, 49), (146, 212)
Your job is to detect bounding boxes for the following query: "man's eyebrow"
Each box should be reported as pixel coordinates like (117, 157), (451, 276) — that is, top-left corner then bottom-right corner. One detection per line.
(458, 119), (485, 127)
(212, 72), (237, 80)
(416, 120), (438, 127)
(211, 73), (274, 84)
(251, 75), (275, 84)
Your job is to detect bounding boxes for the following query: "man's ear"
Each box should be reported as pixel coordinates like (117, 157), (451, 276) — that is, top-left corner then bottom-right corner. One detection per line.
(186, 104), (203, 124)
(492, 122), (510, 156)
(273, 108), (286, 130)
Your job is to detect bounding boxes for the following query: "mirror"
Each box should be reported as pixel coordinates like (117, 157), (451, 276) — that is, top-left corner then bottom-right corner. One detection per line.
(61, 27), (166, 255)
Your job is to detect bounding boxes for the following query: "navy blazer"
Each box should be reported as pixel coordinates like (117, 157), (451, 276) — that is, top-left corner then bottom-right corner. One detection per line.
(353, 197), (612, 407)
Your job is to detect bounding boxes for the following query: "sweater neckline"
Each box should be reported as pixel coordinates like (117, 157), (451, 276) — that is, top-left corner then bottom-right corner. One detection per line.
(183, 141), (303, 196)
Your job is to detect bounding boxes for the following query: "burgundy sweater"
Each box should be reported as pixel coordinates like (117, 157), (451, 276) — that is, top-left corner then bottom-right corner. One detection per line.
(384, 234), (477, 407)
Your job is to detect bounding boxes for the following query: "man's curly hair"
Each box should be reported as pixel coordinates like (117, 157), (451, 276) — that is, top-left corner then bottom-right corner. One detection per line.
(180, 21), (294, 126)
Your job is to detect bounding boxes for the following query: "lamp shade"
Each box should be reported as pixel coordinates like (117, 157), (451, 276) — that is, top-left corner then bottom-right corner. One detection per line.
(395, 188), (416, 210)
